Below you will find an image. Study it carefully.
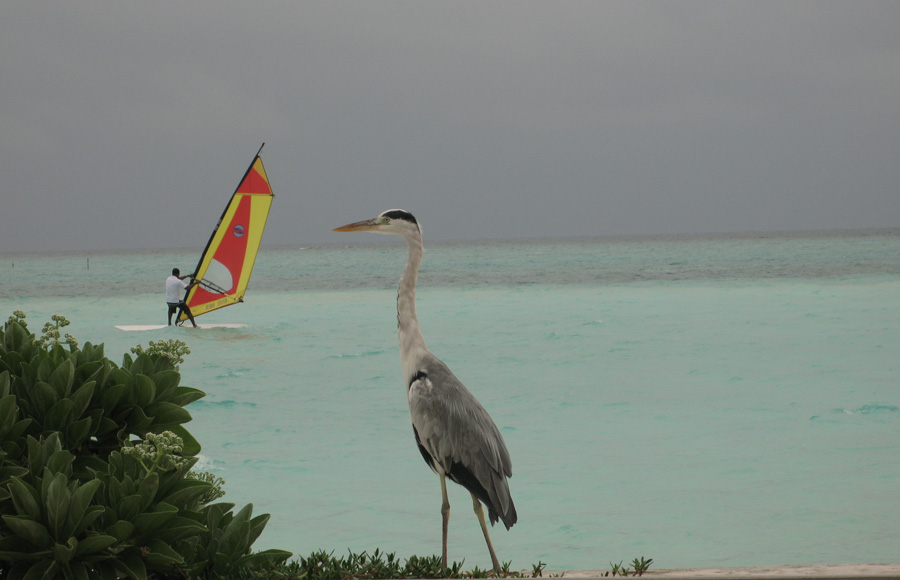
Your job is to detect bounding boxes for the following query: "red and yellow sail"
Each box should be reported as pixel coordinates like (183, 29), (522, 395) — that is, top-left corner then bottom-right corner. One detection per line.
(180, 144), (274, 321)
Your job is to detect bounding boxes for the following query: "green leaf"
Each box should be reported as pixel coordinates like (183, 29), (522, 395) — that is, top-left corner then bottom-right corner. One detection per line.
(72, 506), (104, 537)
(111, 547), (148, 580)
(8, 477), (41, 518)
(26, 436), (46, 477)
(68, 381), (96, 418)
(44, 399), (75, 432)
(169, 386), (206, 407)
(257, 548), (293, 562)
(0, 464), (29, 483)
(66, 417), (93, 449)
(242, 549), (293, 570)
(68, 563), (91, 580)
(36, 357), (53, 385)
(117, 494), (143, 521)
(45, 449), (74, 476)
(3, 351), (27, 377)
(74, 359), (104, 382)
(21, 559), (57, 580)
(0, 393), (18, 435)
(74, 534), (118, 556)
(213, 551), (234, 575)
(28, 382), (58, 417)
(127, 406), (153, 435)
(89, 562), (119, 580)
(145, 401), (191, 426)
(107, 471), (126, 499)
(129, 354), (155, 377)
(9, 417), (33, 441)
(154, 516), (206, 542)
(52, 537), (77, 563)
(136, 471), (159, 509)
(42, 432), (63, 454)
(246, 512), (272, 547)
(99, 383), (128, 414)
(4, 321), (31, 351)
(104, 520), (135, 542)
(0, 535), (33, 560)
(133, 502), (177, 535)
(95, 417), (119, 438)
(133, 374), (156, 407)
(65, 479), (102, 535)
(143, 538), (184, 567)
(49, 359), (75, 398)
(44, 399), (75, 431)
(219, 503), (253, 559)
(17, 362), (38, 392)
(203, 502), (235, 532)
(43, 471), (71, 539)
(150, 370), (180, 401)
(158, 478), (209, 509)
(2, 515), (52, 548)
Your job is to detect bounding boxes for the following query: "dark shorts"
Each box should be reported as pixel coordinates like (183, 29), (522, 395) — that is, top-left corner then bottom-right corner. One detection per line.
(167, 302), (182, 315)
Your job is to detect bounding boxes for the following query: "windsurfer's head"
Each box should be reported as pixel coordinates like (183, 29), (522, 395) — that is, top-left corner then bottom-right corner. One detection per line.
(172, 268), (180, 276)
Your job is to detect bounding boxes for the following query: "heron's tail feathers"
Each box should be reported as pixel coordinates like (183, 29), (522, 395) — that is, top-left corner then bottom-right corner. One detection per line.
(488, 496), (518, 530)
(447, 461), (517, 529)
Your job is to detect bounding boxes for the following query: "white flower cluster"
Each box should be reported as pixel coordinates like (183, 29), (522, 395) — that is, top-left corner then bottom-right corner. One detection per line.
(38, 313), (78, 348)
(7, 310), (27, 327)
(130, 339), (191, 370)
(123, 431), (188, 473)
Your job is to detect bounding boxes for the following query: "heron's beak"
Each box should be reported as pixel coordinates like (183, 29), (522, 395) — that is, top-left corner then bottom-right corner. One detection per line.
(333, 218), (378, 232)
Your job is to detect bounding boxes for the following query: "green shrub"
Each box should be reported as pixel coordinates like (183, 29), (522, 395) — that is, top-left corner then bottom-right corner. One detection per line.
(0, 314), (291, 579)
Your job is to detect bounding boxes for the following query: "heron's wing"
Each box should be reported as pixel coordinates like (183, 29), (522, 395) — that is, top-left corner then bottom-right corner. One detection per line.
(408, 352), (516, 528)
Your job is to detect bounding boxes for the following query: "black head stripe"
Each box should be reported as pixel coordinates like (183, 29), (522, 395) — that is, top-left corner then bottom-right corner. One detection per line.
(381, 209), (418, 224)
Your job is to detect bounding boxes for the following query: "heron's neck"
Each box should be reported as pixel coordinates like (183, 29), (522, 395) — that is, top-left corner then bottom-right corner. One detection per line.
(398, 232), (426, 385)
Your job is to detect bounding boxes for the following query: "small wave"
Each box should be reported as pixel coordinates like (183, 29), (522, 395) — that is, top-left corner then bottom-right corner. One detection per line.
(240, 458), (309, 472)
(193, 399), (257, 409)
(330, 349), (387, 359)
(214, 368), (254, 379)
(809, 403), (898, 421)
(193, 454), (216, 471)
(847, 403), (899, 415)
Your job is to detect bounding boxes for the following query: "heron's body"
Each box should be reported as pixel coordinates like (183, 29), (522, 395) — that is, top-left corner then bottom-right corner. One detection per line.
(334, 210), (516, 571)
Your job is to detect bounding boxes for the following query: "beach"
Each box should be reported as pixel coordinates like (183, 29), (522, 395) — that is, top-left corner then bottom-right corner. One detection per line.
(559, 564), (900, 579)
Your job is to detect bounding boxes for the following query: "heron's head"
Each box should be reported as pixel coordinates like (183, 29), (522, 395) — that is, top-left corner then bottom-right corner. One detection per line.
(333, 209), (421, 237)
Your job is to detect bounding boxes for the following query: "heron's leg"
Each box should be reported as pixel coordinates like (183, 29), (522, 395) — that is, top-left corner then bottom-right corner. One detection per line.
(440, 474), (450, 571)
(471, 493), (501, 574)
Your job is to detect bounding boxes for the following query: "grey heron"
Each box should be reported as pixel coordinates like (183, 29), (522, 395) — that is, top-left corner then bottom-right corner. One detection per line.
(334, 209), (517, 573)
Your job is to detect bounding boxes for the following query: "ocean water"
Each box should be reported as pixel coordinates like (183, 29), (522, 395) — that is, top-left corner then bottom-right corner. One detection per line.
(2, 230), (899, 570)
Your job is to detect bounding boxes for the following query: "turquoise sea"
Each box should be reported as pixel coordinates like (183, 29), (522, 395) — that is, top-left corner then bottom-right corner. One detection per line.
(2, 230), (899, 570)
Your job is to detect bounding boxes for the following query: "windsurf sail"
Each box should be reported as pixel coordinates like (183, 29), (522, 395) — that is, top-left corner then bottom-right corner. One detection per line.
(179, 143), (274, 321)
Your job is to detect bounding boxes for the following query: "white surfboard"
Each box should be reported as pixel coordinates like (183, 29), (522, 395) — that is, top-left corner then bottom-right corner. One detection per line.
(115, 323), (248, 331)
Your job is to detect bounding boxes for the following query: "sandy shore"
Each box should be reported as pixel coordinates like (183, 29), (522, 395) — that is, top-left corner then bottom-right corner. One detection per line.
(544, 564), (900, 579)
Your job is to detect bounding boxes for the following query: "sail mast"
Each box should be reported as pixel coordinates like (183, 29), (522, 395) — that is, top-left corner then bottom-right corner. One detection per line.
(190, 143), (266, 279)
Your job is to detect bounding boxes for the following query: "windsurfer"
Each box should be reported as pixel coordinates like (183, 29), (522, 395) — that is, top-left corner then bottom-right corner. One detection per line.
(166, 268), (199, 327)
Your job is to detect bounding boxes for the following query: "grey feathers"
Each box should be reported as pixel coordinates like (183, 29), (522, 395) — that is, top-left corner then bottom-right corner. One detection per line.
(408, 353), (517, 529)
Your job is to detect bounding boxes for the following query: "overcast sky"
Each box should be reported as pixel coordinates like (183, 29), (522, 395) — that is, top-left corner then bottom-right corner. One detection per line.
(1, 1), (898, 253)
